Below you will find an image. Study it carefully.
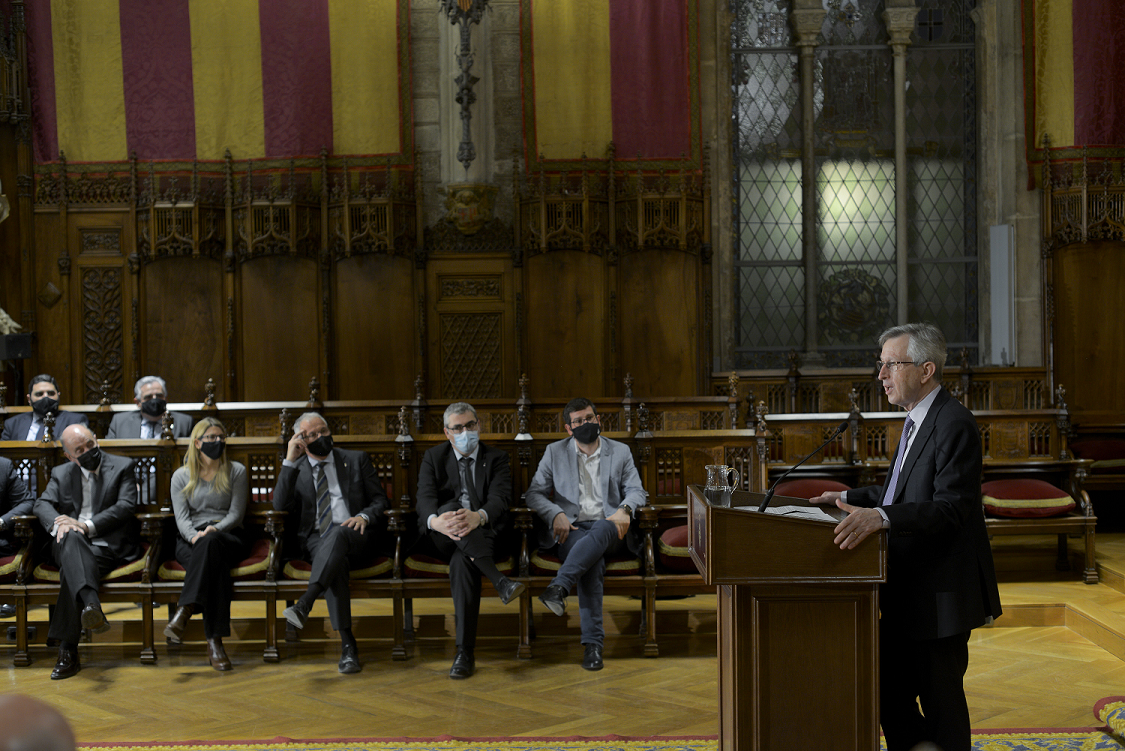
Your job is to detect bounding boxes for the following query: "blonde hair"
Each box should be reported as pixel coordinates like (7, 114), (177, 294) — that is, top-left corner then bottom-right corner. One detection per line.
(182, 417), (231, 499)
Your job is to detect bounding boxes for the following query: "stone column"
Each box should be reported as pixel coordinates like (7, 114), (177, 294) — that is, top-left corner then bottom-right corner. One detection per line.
(791, 3), (826, 358)
(884, 1), (919, 324)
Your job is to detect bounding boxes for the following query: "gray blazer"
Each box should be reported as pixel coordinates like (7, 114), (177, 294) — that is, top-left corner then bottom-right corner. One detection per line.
(106, 410), (194, 439)
(33, 452), (140, 561)
(525, 435), (647, 553)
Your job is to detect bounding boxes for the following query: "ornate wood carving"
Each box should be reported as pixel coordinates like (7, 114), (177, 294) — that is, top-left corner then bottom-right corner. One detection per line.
(440, 312), (502, 399)
(81, 268), (124, 403)
(439, 278), (501, 298)
(80, 230), (122, 255)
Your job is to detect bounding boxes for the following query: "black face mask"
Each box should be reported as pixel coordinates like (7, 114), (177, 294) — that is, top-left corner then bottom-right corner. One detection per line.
(571, 422), (601, 445)
(32, 397), (59, 418)
(140, 397), (167, 417)
(199, 440), (226, 460)
(306, 435), (333, 457)
(76, 447), (102, 472)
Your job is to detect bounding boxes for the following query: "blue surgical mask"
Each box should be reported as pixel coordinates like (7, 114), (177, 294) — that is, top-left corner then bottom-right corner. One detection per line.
(453, 429), (479, 455)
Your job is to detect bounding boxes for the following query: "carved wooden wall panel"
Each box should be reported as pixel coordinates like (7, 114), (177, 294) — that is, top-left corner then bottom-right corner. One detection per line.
(239, 256), (320, 401)
(524, 250), (607, 399)
(1053, 241), (1125, 420)
(618, 249), (699, 397)
(334, 254), (417, 400)
(143, 257), (224, 404)
(79, 267), (124, 403)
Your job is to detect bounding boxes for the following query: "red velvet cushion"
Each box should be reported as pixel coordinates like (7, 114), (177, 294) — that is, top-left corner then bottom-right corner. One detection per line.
(404, 553), (514, 579)
(1070, 439), (1125, 462)
(774, 478), (851, 499)
(0, 552), (19, 583)
(982, 478), (1076, 518)
(283, 555), (392, 580)
(657, 525), (698, 573)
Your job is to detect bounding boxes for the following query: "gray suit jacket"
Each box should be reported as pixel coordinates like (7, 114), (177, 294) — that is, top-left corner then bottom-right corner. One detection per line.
(33, 452), (140, 561)
(0, 410), (88, 441)
(106, 410), (194, 439)
(525, 435), (646, 553)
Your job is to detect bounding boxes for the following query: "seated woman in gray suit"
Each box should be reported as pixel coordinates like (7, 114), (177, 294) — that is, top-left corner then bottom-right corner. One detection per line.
(164, 417), (248, 671)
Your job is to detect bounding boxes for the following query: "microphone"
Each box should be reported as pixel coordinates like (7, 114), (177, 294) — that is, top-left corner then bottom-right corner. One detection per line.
(757, 420), (849, 513)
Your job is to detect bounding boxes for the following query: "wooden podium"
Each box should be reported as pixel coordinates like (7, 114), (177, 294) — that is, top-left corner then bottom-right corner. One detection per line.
(688, 485), (887, 751)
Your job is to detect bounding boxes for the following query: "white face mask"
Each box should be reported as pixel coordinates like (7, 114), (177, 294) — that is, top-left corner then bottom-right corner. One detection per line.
(453, 429), (479, 455)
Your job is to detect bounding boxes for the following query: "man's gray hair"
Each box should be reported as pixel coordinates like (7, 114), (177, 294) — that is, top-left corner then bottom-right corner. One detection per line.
(444, 402), (477, 429)
(879, 322), (947, 380)
(294, 411), (327, 433)
(134, 375), (168, 400)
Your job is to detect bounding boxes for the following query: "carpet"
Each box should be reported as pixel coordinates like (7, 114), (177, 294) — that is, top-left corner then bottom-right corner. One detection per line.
(74, 732), (1125, 751)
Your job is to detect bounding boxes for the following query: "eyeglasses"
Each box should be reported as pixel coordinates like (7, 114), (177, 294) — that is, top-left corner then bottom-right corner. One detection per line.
(570, 415), (599, 427)
(446, 419), (478, 434)
(876, 360), (918, 372)
(300, 427), (331, 440)
(200, 434), (226, 443)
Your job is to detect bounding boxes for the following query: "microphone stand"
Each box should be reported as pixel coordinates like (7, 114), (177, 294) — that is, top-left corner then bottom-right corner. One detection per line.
(757, 420), (849, 513)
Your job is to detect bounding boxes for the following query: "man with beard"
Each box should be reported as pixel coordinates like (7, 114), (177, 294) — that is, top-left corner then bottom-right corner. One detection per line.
(1, 375), (88, 441)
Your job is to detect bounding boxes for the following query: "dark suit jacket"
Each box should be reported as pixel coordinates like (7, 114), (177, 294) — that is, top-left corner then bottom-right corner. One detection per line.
(1, 456), (35, 529)
(1, 410), (89, 441)
(848, 387), (1002, 640)
(106, 410), (194, 439)
(271, 447), (388, 553)
(32, 452), (140, 561)
(415, 441), (512, 538)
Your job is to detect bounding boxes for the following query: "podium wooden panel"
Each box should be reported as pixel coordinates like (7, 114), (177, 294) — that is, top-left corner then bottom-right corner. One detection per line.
(688, 485), (887, 751)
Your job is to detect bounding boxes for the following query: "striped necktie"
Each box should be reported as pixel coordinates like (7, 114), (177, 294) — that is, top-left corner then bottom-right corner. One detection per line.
(314, 464), (331, 535)
(882, 414), (915, 506)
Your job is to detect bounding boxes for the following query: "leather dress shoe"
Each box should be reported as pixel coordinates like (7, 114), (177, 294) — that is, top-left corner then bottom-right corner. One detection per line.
(164, 606), (192, 645)
(338, 642), (362, 674)
(80, 603), (110, 634)
(50, 646), (80, 680)
(539, 584), (568, 616)
(449, 648), (475, 679)
(207, 638), (232, 671)
(0, 603), (15, 618)
(496, 577), (526, 606)
(283, 600), (309, 630)
(582, 643), (604, 671)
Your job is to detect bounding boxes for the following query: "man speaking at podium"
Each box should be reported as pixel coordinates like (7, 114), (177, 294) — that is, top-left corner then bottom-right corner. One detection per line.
(812, 322), (1002, 751)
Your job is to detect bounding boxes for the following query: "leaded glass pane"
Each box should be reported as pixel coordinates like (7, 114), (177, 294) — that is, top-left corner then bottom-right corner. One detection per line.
(738, 265), (806, 349)
(738, 161), (802, 262)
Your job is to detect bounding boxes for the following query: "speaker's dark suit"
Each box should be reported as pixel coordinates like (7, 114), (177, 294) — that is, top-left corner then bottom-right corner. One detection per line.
(33, 452), (139, 644)
(1, 410), (88, 441)
(106, 410), (194, 439)
(848, 387), (1002, 751)
(272, 448), (387, 630)
(0, 457), (35, 556)
(415, 441), (512, 650)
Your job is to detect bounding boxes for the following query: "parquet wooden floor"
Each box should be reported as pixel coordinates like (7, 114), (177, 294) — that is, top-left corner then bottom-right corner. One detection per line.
(4, 533), (1125, 742)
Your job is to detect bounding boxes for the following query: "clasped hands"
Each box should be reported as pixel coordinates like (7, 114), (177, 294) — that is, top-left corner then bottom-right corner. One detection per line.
(808, 491), (884, 550)
(52, 515), (89, 543)
(433, 508), (482, 541)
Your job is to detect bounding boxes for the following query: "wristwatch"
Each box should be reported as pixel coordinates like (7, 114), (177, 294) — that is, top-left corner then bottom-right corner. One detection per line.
(619, 504), (633, 518)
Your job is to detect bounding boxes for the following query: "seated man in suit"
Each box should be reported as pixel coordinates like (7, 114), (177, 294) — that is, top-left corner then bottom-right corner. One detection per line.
(416, 402), (525, 679)
(33, 424), (140, 680)
(0, 456), (36, 618)
(106, 376), (194, 440)
(526, 397), (646, 671)
(0, 374), (88, 441)
(272, 412), (387, 674)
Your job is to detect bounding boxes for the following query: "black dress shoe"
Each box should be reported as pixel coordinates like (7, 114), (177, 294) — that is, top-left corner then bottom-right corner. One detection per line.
(338, 642), (361, 674)
(50, 646), (80, 680)
(283, 600), (310, 630)
(0, 604), (15, 618)
(582, 643), (604, 671)
(164, 605), (192, 645)
(496, 577), (526, 606)
(449, 648), (475, 679)
(539, 584), (568, 616)
(80, 603), (110, 634)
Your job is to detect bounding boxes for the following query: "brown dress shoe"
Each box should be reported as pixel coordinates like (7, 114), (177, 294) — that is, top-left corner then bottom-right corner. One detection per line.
(164, 605), (193, 645)
(207, 638), (232, 671)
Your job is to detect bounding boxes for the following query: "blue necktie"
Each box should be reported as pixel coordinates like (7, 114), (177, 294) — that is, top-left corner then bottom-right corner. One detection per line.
(882, 415), (915, 506)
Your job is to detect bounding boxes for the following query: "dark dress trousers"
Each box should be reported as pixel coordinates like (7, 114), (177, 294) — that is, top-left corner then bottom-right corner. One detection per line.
(271, 448), (387, 630)
(847, 387), (1002, 751)
(1, 410), (89, 441)
(415, 441), (512, 650)
(106, 410), (195, 439)
(33, 453), (140, 643)
(0, 457), (35, 556)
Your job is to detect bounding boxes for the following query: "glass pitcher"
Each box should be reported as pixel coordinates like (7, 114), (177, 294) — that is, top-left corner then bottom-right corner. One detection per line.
(704, 464), (740, 507)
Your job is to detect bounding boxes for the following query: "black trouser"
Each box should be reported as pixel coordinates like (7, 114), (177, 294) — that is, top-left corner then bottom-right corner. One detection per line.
(175, 528), (248, 639)
(879, 626), (972, 751)
(48, 532), (125, 644)
(303, 524), (380, 631)
(428, 526), (500, 651)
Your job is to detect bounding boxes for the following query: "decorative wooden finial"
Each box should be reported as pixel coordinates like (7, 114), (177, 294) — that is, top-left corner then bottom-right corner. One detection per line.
(161, 411), (174, 440)
(518, 373), (530, 401)
(99, 379), (112, 407)
(204, 377), (217, 408)
(414, 374), (424, 401)
(307, 376), (321, 407)
(43, 412), (57, 443)
(398, 405), (410, 437)
(727, 373), (739, 397)
(754, 400), (769, 434)
(624, 373), (634, 399)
